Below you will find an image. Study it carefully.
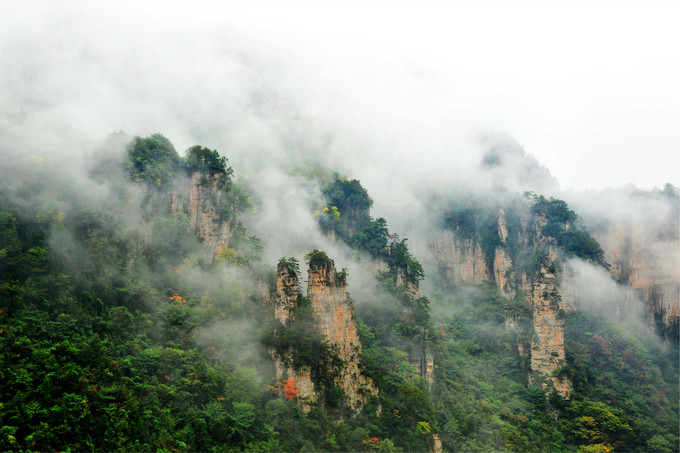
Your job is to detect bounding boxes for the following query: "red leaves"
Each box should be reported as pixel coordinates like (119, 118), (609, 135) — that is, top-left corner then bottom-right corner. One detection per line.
(283, 379), (300, 400)
(268, 379), (300, 400)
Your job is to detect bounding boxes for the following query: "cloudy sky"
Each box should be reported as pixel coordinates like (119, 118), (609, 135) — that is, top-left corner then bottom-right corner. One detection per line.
(2, 0), (678, 191)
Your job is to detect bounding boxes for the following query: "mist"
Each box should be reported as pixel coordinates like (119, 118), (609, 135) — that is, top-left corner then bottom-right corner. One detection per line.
(562, 257), (650, 332)
(563, 185), (679, 318)
(1, 1), (677, 328)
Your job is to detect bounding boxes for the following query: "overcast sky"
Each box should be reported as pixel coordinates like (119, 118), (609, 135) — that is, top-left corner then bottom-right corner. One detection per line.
(2, 0), (679, 191)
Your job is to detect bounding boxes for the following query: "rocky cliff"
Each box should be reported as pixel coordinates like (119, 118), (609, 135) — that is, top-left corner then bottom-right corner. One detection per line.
(307, 257), (379, 412)
(432, 229), (489, 284)
(270, 255), (378, 413)
(526, 248), (572, 396)
(432, 204), (575, 396)
(269, 262), (317, 406)
(169, 171), (235, 261)
(594, 222), (679, 340)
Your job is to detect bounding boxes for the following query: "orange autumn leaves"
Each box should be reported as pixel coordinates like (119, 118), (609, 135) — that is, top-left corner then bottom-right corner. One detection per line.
(169, 294), (186, 307)
(268, 379), (300, 400)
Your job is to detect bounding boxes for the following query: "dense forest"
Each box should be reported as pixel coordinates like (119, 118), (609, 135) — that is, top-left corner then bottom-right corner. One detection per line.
(1, 134), (678, 452)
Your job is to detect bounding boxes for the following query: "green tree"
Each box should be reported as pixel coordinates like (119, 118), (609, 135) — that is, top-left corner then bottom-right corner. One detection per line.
(126, 133), (181, 184)
(183, 145), (232, 176)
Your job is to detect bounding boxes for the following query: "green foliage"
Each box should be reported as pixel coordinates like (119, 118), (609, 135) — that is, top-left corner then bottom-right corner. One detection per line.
(562, 311), (679, 451)
(126, 133), (181, 184)
(530, 194), (576, 224)
(442, 203), (510, 271)
(319, 177), (389, 259)
(530, 195), (606, 265)
(183, 145), (232, 177)
(325, 176), (373, 216)
(442, 207), (477, 238)
(565, 398), (632, 451)
(1, 136), (677, 452)
(388, 239), (424, 285)
(264, 296), (345, 409)
(278, 257), (300, 278)
(357, 319), (436, 452)
(304, 249), (332, 268)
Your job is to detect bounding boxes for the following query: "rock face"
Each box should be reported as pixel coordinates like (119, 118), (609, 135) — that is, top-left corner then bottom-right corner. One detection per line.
(408, 347), (435, 388)
(307, 258), (378, 412)
(432, 229), (488, 284)
(594, 223), (679, 340)
(431, 208), (573, 397)
(270, 263), (317, 405)
(270, 257), (378, 413)
(169, 172), (234, 260)
(526, 249), (571, 396)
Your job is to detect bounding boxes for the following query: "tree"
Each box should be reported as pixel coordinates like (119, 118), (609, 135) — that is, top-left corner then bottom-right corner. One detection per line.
(184, 145), (232, 176)
(126, 133), (181, 183)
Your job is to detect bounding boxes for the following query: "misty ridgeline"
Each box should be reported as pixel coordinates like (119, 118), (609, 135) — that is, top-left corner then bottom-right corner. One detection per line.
(0, 131), (678, 452)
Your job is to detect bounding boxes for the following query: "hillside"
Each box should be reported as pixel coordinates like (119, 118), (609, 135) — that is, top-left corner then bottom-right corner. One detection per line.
(0, 134), (678, 452)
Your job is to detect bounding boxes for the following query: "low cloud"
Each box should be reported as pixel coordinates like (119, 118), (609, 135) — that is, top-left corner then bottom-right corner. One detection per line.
(562, 258), (649, 332)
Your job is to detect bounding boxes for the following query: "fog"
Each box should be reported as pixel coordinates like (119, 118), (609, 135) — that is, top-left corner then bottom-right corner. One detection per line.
(3, 1), (679, 186)
(564, 185), (679, 317)
(1, 1), (678, 335)
(562, 257), (649, 332)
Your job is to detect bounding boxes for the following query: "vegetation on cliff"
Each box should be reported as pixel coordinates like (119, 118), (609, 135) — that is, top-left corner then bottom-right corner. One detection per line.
(529, 194), (606, 265)
(318, 175), (390, 260)
(0, 134), (677, 452)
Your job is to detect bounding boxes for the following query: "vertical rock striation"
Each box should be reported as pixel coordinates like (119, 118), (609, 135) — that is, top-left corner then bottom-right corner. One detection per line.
(432, 229), (489, 284)
(525, 248), (571, 396)
(307, 257), (379, 412)
(270, 255), (378, 413)
(594, 222), (679, 340)
(270, 263), (317, 406)
(431, 207), (573, 396)
(169, 171), (234, 261)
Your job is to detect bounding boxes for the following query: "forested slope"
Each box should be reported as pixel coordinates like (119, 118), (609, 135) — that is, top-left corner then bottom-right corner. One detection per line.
(0, 134), (677, 452)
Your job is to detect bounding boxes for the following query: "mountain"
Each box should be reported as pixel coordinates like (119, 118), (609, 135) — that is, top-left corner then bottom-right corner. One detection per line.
(0, 133), (677, 452)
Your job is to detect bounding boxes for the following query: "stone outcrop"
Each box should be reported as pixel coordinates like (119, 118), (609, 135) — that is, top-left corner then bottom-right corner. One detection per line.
(593, 223), (679, 339)
(270, 256), (378, 413)
(270, 263), (317, 405)
(431, 208), (573, 397)
(526, 250), (571, 396)
(493, 247), (514, 298)
(408, 347), (435, 388)
(307, 258), (379, 412)
(432, 229), (488, 284)
(169, 171), (233, 261)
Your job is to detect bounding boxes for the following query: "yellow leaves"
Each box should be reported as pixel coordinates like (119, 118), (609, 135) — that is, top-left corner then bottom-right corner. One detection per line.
(577, 444), (613, 453)
(415, 421), (432, 435)
(315, 205), (341, 219)
(157, 178), (162, 186)
(216, 247), (238, 263)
